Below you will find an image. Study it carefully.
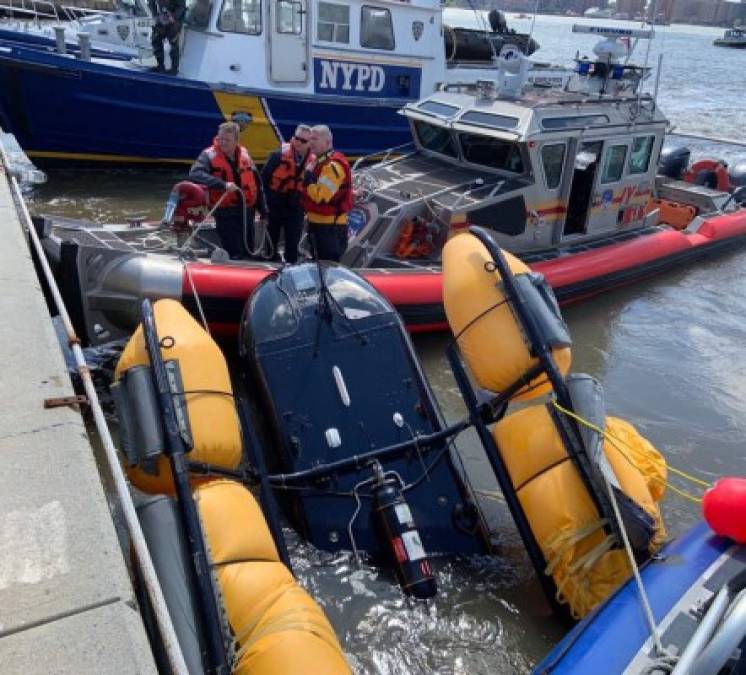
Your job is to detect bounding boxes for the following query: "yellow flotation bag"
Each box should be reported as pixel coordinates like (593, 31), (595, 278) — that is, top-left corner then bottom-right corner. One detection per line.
(442, 233), (571, 401)
(195, 480), (350, 675)
(493, 405), (667, 618)
(114, 299), (242, 494)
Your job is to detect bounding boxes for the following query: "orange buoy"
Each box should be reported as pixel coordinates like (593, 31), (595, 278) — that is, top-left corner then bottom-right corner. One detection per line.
(702, 477), (746, 543)
(683, 159), (730, 192)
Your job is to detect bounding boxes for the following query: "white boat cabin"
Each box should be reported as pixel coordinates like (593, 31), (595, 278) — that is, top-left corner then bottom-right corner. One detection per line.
(343, 26), (675, 267)
(179, 0), (541, 99)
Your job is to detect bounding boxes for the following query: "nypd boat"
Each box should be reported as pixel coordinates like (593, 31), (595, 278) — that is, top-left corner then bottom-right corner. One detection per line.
(0, 0), (548, 165)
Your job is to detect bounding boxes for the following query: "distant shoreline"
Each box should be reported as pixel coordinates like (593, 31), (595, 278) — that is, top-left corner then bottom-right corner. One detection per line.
(443, 4), (740, 30)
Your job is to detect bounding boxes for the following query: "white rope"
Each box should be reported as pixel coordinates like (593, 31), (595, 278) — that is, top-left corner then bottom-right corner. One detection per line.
(605, 477), (669, 657)
(183, 261), (210, 336)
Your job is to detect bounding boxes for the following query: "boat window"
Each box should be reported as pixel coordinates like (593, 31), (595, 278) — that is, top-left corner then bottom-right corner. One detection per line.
(459, 133), (524, 173)
(317, 2), (349, 43)
(458, 111), (520, 130)
(217, 0), (261, 34)
(413, 120), (458, 158)
(628, 135), (655, 175)
(361, 6), (394, 50)
(541, 143), (566, 189)
(601, 144), (628, 183)
(185, 0), (211, 29)
(276, 0), (302, 34)
(417, 100), (460, 118)
(542, 115), (610, 130)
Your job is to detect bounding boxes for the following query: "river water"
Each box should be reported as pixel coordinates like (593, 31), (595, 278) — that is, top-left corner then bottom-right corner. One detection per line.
(26, 11), (746, 674)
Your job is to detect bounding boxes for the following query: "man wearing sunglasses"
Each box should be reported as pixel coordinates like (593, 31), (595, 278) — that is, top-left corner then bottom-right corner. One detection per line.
(260, 125), (315, 264)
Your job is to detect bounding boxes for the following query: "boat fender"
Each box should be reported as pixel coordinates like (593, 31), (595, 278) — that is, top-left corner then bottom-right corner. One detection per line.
(703, 477), (746, 543)
(443, 232), (571, 401)
(114, 299), (243, 494)
(684, 159), (730, 192)
(371, 464), (437, 599)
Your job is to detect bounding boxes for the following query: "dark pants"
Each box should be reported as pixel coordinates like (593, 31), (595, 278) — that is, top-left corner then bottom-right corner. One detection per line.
(267, 208), (304, 264)
(151, 21), (181, 69)
(214, 206), (254, 260)
(308, 222), (347, 263)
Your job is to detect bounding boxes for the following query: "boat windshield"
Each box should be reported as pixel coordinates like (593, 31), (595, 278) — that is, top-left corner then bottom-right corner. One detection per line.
(459, 133), (524, 173)
(413, 120), (458, 158)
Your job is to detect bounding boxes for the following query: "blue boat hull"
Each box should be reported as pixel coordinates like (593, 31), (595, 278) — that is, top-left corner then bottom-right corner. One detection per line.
(0, 42), (412, 165)
(534, 522), (738, 674)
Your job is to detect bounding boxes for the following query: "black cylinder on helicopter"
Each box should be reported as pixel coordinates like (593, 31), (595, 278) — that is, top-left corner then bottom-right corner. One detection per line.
(370, 464), (437, 600)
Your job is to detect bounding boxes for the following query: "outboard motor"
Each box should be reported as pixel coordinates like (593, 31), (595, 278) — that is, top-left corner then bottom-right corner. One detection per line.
(658, 145), (691, 180)
(729, 160), (746, 204)
(239, 264), (485, 593)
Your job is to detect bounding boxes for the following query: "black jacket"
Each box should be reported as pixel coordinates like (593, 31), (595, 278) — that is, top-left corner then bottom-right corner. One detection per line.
(148, 0), (186, 23)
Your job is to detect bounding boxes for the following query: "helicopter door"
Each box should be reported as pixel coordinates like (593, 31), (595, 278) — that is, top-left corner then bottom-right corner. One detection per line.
(270, 0), (308, 83)
(564, 140), (602, 236)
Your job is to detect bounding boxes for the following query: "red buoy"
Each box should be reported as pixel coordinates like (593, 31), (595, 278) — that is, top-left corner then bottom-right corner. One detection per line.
(703, 477), (746, 543)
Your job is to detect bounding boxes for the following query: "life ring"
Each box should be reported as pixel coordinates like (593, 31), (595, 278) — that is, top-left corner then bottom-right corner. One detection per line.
(683, 159), (730, 192)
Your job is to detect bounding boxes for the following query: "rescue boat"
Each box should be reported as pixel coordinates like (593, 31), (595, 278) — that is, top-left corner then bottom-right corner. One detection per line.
(37, 25), (746, 343)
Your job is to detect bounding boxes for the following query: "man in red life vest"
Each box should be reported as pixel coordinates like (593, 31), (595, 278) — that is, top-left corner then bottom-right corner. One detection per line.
(260, 124), (314, 264)
(189, 121), (266, 259)
(302, 124), (353, 262)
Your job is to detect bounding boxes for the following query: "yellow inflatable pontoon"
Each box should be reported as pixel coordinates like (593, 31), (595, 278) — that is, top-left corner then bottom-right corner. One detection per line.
(443, 231), (667, 618)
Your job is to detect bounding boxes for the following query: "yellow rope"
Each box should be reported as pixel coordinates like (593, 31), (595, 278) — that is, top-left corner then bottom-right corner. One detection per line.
(551, 400), (710, 503)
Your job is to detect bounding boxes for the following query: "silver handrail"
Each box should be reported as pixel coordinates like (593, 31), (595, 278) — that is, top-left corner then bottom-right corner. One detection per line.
(689, 589), (746, 675)
(351, 142), (416, 171)
(671, 585), (731, 675)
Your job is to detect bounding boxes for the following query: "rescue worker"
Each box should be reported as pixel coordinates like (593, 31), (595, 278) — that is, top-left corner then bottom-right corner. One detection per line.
(302, 125), (353, 262)
(189, 121), (267, 259)
(260, 124), (314, 264)
(148, 0), (186, 74)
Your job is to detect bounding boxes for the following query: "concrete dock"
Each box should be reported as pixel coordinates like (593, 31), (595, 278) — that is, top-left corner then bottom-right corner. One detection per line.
(0, 153), (156, 671)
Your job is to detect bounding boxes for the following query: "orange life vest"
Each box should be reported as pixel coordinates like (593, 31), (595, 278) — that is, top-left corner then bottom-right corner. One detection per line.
(204, 138), (258, 208)
(302, 149), (353, 222)
(269, 143), (308, 195)
(394, 218), (434, 258)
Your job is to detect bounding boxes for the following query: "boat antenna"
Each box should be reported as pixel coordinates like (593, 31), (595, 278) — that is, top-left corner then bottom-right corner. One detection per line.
(528, 0), (540, 48)
(637, 0), (658, 107)
(464, 0), (488, 32)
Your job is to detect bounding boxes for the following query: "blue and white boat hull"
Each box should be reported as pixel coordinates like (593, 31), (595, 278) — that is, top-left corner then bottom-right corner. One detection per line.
(0, 43), (413, 165)
(535, 522), (745, 674)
